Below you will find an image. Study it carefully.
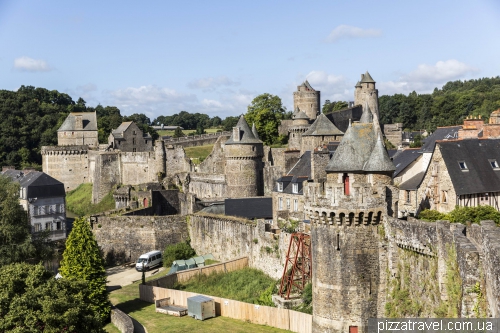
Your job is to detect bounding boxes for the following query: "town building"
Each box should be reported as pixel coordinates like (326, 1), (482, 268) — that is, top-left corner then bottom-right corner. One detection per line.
(2, 169), (67, 242)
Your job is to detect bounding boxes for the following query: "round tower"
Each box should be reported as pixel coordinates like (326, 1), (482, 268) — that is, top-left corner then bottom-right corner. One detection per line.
(288, 107), (311, 150)
(354, 71), (379, 119)
(224, 115), (264, 198)
(304, 122), (395, 333)
(294, 80), (320, 121)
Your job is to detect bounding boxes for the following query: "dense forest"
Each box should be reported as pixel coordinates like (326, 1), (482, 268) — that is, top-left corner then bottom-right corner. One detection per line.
(378, 76), (500, 131)
(1, 77), (499, 169)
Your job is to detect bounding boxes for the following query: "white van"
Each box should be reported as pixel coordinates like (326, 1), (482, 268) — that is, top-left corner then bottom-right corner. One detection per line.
(136, 250), (162, 271)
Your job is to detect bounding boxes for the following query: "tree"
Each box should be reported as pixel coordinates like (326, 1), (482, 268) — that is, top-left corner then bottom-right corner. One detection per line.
(195, 123), (206, 135)
(173, 126), (185, 138)
(245, 93), (287, 145)
(59, 217), (110, 323)
(222, 116), (239, 131)
(0, 263), (104, 332)
(163, 240), (196, 268)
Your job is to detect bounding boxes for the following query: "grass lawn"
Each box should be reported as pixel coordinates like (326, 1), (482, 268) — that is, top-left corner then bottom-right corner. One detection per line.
(184, 145), (214, 164)
(157, 128), (220, 137)
(103, 322), (121, 333)
(66, 183), (115, 216)
(109, 282), (289, 333)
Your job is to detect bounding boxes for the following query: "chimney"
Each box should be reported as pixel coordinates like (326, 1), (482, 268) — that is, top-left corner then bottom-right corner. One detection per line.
(232, 127), (240, 142)
(75, 115), (83, 130)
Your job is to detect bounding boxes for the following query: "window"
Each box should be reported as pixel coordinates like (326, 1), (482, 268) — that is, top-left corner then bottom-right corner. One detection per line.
(286, 198), (290, 210)
(441, 190), (448, 203)
(133, 130), (137, 135)
(490, 159), (499, 169)
(45, 222), (51, 230)
(34, 223), (42, 232)
(458, 161), (468, 170)
(133, 148), (137, 152)
(278, 197), (283, 210)
(406, 190), (411, 203)
(145, 140), (148, 144)
(56, 221), (62, 230)
(293, 199), (298, 212)
(132, 138), (136, 145)
(292, 183), (298, 194)
(277, 182), (283, 192)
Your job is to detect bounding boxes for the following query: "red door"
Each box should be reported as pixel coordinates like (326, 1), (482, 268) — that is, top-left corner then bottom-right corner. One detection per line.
(343, 173), (350, 195)
(349, 326), (358, 333)
(143, 198), (148, 207)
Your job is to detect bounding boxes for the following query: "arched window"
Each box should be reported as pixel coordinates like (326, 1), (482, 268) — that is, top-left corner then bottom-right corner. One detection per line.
(348, 212), (355, 225)
(339, 213), (345, 225)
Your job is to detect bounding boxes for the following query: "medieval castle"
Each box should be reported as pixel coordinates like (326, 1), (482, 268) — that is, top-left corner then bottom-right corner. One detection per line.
(41, 72), (500, 333)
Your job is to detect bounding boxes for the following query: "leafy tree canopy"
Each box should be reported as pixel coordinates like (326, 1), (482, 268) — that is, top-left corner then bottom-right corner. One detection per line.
(59, 217), (109, 323)
(322, 100), (349, 114)
(418, 205), (500, 225)
(245, 93), (288, 145)
(0, 263), (104, 332)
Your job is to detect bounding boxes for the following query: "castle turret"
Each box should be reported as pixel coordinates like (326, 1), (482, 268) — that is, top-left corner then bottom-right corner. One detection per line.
(300, 113), (343, 154)
(304, 115), (395, 332)
(224, 115), (264, 198)
(288, 107), (311, 150)
(354, 71), (379, 119)
(294, 80), (320, 120)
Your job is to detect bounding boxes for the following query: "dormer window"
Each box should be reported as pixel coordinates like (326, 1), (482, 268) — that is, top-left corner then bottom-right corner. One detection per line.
(292, 183), (298, 194)
(490, 159), (499, 169)
(277, 182), (283, 192)
(458, 161), (468, 171)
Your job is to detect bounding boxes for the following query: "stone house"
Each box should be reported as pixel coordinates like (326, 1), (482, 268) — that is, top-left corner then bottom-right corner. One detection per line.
(2, 169), (67, 242)
(419, 138), (500, 213)
(57, 111), (99, 148)
(108, 121), (153, 152)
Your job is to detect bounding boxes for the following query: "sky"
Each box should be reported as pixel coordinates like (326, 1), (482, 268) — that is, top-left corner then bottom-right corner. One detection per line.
(1, 0), (499, 122)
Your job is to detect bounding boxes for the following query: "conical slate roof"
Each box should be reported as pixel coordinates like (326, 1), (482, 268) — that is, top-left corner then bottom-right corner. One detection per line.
(355, 81), (362, 88)
(252, 123), (260, 140)
(363, 134), (396, 172)
(300, 80), (316, 91)
(294, 110), (310, 120)
(225, 115), (262, 145)
(360, 102), (373, 123)
(360, 71), (375, 83)
(303, 113), (343, 136)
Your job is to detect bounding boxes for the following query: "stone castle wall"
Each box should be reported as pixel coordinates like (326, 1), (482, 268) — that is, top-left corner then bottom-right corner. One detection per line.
(188, 173), (226, 199)
(162, 132), (231, 148)
(197, 136), (227, 174)
(92, 215), (188, 265)
(188, 214), (291, 279)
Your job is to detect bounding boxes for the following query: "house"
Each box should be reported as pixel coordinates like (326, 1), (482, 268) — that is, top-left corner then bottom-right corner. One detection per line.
(57, 111), (99, 148)
(108, 121), (153, 152)
(418, 138), (500, 213)
(1, 169), (67, 242)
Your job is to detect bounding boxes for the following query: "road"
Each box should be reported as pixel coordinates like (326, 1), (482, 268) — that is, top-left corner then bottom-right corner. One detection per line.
(106, 264), (165, 288)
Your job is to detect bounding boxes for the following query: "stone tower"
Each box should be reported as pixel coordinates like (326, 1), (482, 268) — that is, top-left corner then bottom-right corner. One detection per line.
(294, 80), (320, 121)
(355, 71), (379, 119)
(304, 116), (396, 332)
(288, 107), (311, 150)
(224, 115), (264, 198)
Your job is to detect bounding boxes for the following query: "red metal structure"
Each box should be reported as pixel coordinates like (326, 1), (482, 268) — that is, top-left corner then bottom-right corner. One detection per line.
(278, 232), (312, 299)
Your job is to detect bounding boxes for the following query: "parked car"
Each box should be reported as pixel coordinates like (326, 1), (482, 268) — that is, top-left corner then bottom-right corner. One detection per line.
(136, 250), (162, 271)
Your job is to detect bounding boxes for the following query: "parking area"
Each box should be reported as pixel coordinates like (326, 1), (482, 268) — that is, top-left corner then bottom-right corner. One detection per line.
(106, 264), (165, 288)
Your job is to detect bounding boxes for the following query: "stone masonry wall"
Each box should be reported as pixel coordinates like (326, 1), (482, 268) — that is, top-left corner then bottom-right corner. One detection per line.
(188, 214), (291, 279)
(92, 215), (188, 265)
(197, 136), (227, 174)
(41, 146), (91, 192)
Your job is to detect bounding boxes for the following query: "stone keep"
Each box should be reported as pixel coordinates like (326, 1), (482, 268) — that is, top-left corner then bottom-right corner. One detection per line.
(224, 115), (264, 198)
(294, 80), (320, 121)
(304, 107), (396, 333)
(57, 111), (99, 148)
(355, 72), (379, 119)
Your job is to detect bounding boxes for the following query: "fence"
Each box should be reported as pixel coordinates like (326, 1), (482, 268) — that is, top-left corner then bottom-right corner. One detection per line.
(139, 284), (312, 333)
(145, 257), (248, 288)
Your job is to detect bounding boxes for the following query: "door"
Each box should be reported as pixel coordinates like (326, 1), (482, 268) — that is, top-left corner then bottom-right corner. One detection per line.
(349, 326), (358, 333)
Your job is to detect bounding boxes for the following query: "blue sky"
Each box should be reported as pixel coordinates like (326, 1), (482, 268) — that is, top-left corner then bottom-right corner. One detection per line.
(1, 0), (499, 122)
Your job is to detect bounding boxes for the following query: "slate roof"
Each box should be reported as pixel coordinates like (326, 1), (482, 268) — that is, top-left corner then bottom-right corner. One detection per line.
(224, 197), (272, 219)
(359, 103), (373, 123)
(399, 171), (426, 190)
(300, 80), (315, 91)
(438, 139), (500, 195)
(275, 151), (311, 194)
(355, 81), (362, 88)
(303, 114), (343, 136)
(326, 122), (394, 172)
(58, 112), (97, 131)
(199, 203), (225, 215)
(392, 148), (421, 177)
(225, 115), (262, 145)
(420, 126), (461, 153)
(2, 170), (65, 198)
(294, 110), (310, 120)
(360, 71), (375, 83)
(251, 123), (260, 140)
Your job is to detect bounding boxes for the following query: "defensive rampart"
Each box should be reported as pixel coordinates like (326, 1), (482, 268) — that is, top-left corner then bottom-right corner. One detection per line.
(162, 131), (230, 148)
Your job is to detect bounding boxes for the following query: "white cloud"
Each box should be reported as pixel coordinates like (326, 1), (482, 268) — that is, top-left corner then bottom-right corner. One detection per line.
(379, 59), (479, 95)
(325, 25), (382, 43)
(14, 56), (52, 72)
(187, 76), (240, 92)
(304, 71), (352, 102)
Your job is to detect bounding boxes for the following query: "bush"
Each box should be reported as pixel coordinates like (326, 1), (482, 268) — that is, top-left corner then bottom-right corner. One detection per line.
(163, 241), (196, 268)
(419, 206), (500, 225)
(418, 209), (447, 221)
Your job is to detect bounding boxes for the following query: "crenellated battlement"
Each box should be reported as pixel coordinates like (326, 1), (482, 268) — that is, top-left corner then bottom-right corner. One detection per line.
(41, 145), (89, 155)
